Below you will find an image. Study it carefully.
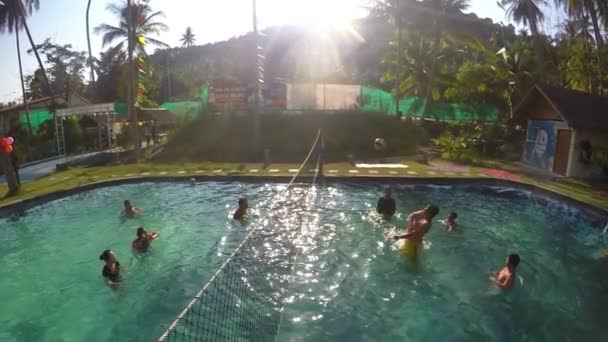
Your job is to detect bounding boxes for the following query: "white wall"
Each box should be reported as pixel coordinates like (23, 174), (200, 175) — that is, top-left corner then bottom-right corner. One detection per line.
(567, 129), (608, 178)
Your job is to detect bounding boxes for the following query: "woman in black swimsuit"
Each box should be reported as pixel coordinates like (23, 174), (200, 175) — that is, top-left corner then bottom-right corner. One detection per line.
(99, 249), (121, 285)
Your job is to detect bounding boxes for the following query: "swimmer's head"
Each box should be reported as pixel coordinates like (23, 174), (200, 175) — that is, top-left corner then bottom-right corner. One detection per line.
(189, 178), (196, 185)
(99, 249), (116, 263)
(124, 200), (132, 209)
(384, 187), (392, 198)
(507, 254), (520, 268)
(238, 198), (248, 209)
(425, 205), (439, 218)
(136, 227), (146, 238)
(449, 212), (458, 220)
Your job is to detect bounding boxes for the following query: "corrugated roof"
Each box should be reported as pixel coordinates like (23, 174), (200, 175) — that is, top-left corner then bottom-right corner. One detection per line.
(535, 85), (608, 130)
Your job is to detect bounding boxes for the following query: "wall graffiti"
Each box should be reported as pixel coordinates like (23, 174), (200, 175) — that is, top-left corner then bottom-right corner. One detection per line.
(523, 120), (557, 170)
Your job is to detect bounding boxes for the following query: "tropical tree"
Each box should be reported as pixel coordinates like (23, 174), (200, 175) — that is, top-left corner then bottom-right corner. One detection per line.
(0, 0), (53, 194)
(94, 45), (127, 102)
(558, 17), (594, 42)
(554, 0), (603, 48)
(86, 0), (95, 86)
(28, 39), (88, 95)
(0, 0), (40, 135)
(94, 0), (169, 55)
(500, 0), (549, 75)
(180, 26), (196, 48)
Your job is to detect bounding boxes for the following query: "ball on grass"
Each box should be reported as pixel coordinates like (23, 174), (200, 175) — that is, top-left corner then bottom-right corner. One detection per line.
(374, 138), (387, 151)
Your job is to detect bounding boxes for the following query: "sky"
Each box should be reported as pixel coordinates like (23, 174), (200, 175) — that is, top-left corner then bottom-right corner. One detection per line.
(0, 0), (556, 102)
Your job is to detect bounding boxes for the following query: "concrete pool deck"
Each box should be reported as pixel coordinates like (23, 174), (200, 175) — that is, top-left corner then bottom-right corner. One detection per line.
(0, 161), (607, 216)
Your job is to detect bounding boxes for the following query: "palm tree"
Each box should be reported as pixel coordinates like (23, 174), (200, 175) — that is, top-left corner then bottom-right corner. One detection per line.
(0, 0), (55, 194)
(555, 0), (603, 47)
(0, 0), (40, 136)
(501, 0), (548, 76)
(86, 0), (95, 87)
(180, 26), (196, 47)
(94, 0), (169, 55)
(558, 17), (593, 42)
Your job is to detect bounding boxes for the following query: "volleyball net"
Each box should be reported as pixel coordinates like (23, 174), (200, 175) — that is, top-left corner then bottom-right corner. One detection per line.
(158, 130), (324, 342)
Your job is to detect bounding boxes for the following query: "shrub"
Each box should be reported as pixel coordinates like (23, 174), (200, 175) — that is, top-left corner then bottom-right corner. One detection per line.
(591, 149), (608, 175)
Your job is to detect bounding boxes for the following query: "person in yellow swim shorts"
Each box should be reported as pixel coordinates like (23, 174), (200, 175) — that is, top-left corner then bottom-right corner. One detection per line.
(393, 205), (440, 258)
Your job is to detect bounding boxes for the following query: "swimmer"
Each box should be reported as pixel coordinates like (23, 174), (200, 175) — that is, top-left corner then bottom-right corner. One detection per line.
(189, 178), (196, 186)
(489, 254), (520, 289)
(131, 227), (159, 252)
(123, 200), (140, 217)
(376, 187), (396, 220)
(393, 205), (440, 258)
(233, 198), (248, 220)
(443, 212), (458, 231)
(99, 249), (121, 285)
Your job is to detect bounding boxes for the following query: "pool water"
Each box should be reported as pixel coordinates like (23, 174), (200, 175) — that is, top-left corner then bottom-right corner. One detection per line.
(0, 181), (273, 342)
(276, 183), (608, 341)
(0, 181), (607, 341)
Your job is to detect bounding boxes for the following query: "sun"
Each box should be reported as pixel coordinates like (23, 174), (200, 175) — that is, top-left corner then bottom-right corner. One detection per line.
(262, 0), (366, 33)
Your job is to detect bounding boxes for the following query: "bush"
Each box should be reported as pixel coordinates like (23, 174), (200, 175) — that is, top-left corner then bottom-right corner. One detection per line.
(591, 149), (608, 175)
(433, 131), (479, 163)
(154, 111), (425, 163)
(431, 121), (524, 161)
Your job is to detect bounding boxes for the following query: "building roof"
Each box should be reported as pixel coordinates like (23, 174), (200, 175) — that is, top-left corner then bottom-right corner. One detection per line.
(0, 96), (56, 114)
(516, 85), (608, 131)
(0, 92), (91, 114)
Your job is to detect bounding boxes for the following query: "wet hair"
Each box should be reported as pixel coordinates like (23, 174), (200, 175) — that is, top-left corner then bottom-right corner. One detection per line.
(449, 212), (458, 219)
(137, 227), (146, 237)
(426, 205), (440, 218)
(99, 249), (112, 261)
(507, 254), (520, 267)
(238, 198), (247, 206)
(124, 200), (131, 207)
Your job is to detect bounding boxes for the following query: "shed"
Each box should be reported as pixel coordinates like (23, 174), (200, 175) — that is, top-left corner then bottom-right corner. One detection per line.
(514, 85), (608, 178)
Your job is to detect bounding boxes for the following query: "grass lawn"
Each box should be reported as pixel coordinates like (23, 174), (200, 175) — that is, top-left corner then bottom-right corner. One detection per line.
(1, 160), (607, 211)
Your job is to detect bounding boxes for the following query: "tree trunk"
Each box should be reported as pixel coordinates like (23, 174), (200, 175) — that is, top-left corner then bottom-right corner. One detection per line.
(86, 0), (96, 86)
(528, 16), (546, 77)
(395, 3), (402, 118)
(16, 24), (33, 136)
(127, 0), (141, 157)
(424, 14), (441, 120)
(1, 151), (20, 196)
(20, 12), (55, 109)
(586, 0), (604, 48)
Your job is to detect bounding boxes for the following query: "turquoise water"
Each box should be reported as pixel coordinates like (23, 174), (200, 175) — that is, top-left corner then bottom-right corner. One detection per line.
(1, 181), (607, 341)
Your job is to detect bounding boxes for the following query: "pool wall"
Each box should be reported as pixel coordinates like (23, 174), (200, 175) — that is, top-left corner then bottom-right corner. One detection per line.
(1, 176), (606, 225)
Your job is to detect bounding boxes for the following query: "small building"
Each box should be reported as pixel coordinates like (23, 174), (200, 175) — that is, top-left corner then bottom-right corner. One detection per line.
(0, 91), (91, 134)
(515, 85), (608, 178)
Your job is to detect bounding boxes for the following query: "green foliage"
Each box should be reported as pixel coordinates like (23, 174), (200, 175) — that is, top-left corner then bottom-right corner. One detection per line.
(155, 111), (425, 163)
(27, 38), (88, 96)
(94, 0), (169, 55)
(591, 149), (608, 175)
(63, 118), (85, 154)
(433, 131), (475, 162)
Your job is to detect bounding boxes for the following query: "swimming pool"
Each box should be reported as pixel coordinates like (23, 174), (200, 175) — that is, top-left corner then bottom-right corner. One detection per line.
(0, 181), (607, 341)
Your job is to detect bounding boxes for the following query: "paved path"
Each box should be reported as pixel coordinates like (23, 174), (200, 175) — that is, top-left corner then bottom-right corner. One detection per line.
(1, 152), (104, 183)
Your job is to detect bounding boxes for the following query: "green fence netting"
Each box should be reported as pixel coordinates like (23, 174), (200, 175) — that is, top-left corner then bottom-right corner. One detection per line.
(161, 102), (202, 118)
(360, 86), (498, 122)
(20, 109), (53, 132)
